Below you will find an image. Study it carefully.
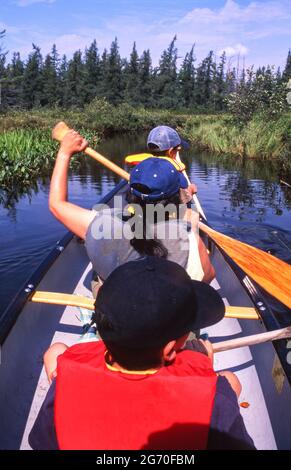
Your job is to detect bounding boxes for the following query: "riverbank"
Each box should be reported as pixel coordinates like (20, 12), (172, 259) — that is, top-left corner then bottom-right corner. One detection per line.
(1, 104), (290, 199)
(181, 113), (291, 175)
(0, 100), (188, 134)
(0, 102), (189, 196)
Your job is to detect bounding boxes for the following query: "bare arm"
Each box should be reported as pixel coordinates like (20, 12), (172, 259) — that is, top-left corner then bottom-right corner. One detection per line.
(198, 237), (216, 284)
(49, 130), (96, 239)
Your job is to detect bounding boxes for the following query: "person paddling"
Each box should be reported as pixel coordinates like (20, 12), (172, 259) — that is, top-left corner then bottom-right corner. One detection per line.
(125, 125), (198, 199)
(29, 257), (254, 450)
(49, 131), (215, 295)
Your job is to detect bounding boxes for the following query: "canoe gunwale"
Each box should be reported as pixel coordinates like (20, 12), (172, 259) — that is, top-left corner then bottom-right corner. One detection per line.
(203, 226), (291, 386)
(0, 180), (128, 346)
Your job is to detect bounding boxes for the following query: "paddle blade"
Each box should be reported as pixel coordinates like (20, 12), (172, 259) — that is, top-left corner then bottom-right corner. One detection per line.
(200, 222), (291, 309)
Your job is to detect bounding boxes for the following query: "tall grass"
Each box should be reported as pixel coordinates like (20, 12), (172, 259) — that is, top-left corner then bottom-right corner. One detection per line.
(0, 101), (190, 197)
(0, 128), (98, 194)
(181, 112), (291, 174)
(0, 99), (189, 135)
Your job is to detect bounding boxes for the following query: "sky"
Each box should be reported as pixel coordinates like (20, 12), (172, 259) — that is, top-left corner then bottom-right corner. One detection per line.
(0, 0), (290, 70)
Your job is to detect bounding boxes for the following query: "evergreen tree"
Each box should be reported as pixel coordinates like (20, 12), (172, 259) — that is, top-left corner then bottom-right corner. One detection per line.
(225, 67), (237, 94)
(96, 49), (109, 99)
(139, 49), (153, 107)
(154, 36), (179, 108)
(203, 51), (216, 107)
(66, 50), (86, 107)
(0, 30), (8, 109)
(41, 45), (59, 106)
(103, 38), (124, 105)
(282, 49), (291, 82)
(214, 51), (226, 110)
(22, 44), (43, 109)
(4, 52), (24, 108)
(124, 42), (140, 105)
(59, 55), (69, 107)
(0, 30), (6, 75)
(178, 45), (196, 108)
(84, 39), (100, 103)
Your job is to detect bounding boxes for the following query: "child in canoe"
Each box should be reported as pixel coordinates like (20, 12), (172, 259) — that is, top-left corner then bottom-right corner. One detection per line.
(49, 130), (215, 293)
(125, 125), (198, 201)
(29, 257), (254, 450)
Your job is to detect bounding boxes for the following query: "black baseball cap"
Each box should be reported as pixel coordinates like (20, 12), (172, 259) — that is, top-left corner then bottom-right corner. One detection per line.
(94, 257), (225, 349)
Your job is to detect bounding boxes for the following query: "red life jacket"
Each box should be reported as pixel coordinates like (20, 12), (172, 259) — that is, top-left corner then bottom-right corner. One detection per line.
(55, 341), (217, 450)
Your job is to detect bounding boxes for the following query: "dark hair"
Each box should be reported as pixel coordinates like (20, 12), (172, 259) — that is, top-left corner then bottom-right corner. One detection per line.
(126, 185), (181, 258)
(94, 308), (162, 370)
(105, 342), (162, 370)
(148, 143), (180, 156)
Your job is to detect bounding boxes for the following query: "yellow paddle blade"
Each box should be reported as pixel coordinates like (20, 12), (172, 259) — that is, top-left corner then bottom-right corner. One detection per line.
(199, 222), (291, 309)
(30, 291), (259, 320)
(125, 154), (186, 172)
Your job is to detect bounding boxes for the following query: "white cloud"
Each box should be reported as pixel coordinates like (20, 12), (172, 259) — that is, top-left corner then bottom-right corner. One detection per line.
(16, 0), (55, 7)
(219, 43), (249, 57)
(4, 1), (291, 69)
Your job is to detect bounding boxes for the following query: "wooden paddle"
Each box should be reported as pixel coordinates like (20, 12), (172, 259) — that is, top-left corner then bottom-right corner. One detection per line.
(175, 151), (207, 220)
(213, 326), (291, 353)
(52, 121), (291, 309)
(199, 222), (291, 309)
(30, 291), (259, 320)
(175, 155), (291, 309)
(52, 122), (129, 181)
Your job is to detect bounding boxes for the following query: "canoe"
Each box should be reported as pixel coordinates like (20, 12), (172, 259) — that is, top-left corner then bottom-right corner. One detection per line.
(0, 179), (290, 450)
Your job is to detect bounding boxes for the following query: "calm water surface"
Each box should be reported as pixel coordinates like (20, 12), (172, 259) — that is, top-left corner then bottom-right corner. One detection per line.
(0, 132), (290, 318)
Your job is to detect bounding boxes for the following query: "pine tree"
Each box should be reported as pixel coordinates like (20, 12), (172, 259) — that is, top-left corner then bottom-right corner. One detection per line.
(225, 68), (236, 94)
(139, 49), (153, 107)
(59, 55), (69, 107)
(124, 42), (140, 106)
(0, 30), (6, 76)
(22, 44), (43, 109)
(154, 36), (179, 108)
(4, 52), (24, 108)
(0, 30), (8, 109)
(66, 50), (86, 107)
(214, 51), (226, 110)
(195, 51), (217, 108)
(178, 45), (196, 108)
(97, 49), (108, 99)
(282, 49), (291, 82)
(103, 38), (124, 105)
(84, 39), (100, 103)
(41, 45), (59, 107)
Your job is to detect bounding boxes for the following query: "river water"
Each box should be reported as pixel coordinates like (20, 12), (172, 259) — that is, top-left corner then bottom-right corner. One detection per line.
(0, 132), (290, 318)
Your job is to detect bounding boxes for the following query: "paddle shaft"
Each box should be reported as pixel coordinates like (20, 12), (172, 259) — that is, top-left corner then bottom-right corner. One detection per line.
(213, 326), (291, 353)
(52, 121), (291, 309)
(52, 122), (130, 181)
(176, 152), (207, 220)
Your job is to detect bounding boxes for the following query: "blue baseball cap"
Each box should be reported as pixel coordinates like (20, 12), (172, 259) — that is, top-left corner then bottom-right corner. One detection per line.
(129, 158), (188, 201)
(147, 126), (190, 152)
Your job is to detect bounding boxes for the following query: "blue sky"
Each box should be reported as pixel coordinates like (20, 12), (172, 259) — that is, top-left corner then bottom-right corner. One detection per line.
(1, 0), (290, 70)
